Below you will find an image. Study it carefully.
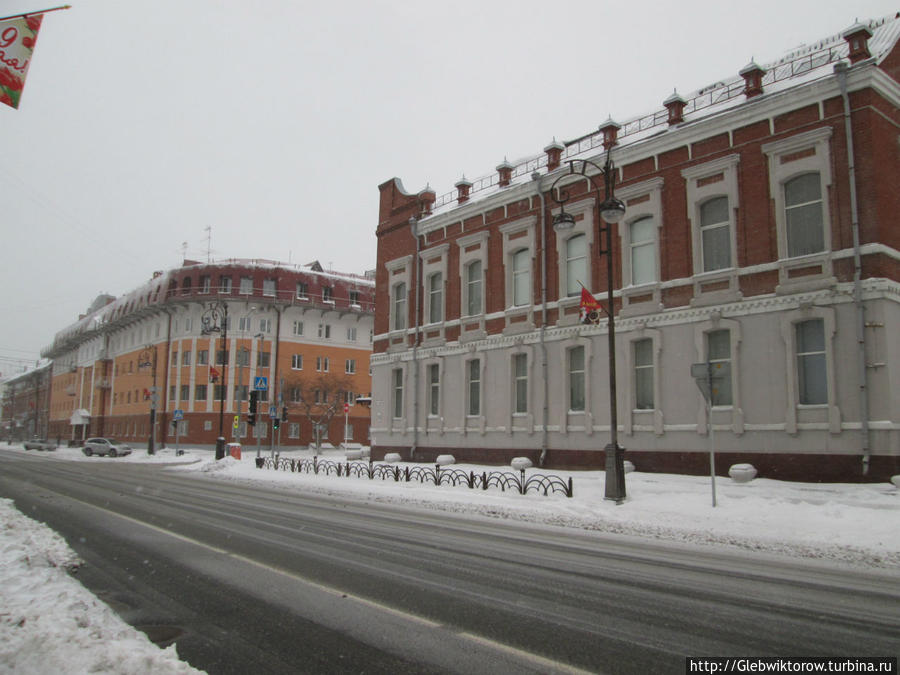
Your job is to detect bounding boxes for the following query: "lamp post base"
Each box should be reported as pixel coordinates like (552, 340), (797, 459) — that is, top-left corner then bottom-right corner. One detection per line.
(215, 436), (226, 460)
(604, 442), (626, 504)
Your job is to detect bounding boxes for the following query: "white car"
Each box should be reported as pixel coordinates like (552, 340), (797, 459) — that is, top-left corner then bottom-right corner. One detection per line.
(82, 438), (132, 457)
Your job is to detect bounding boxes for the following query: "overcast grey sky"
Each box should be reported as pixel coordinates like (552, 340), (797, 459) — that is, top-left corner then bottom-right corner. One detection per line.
(1, 0), (896, 373)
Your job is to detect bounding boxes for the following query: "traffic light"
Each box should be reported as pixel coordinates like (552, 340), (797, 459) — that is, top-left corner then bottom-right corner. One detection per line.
(282, 406), (288, 422)
(248, 390), (258, 426)
(272, 416), (280, 431)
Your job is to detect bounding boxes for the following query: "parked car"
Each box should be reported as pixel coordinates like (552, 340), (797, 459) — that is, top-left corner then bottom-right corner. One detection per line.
(24, 437), (56, 451)
(82, 438), (132, 457)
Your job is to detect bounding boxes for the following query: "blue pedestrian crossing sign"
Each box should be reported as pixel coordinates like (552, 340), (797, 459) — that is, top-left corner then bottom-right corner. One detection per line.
(173, 409), (184, 421)
(254, 376), (268, 391)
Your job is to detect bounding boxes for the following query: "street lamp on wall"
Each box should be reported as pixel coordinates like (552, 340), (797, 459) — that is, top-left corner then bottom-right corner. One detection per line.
(201, 300), (229, 460)
(549, 151), (627, 503)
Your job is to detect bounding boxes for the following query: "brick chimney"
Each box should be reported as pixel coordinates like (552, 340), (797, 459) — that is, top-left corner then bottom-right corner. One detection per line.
(455, 176), (473, 204)
(496, 158), (514, 187)
(663, 90), (687, 126)
(842, 21), (873, 64)
(599, 117), (620, 149)
(544, 139), (565, 172)
(739, 61), (766, 98)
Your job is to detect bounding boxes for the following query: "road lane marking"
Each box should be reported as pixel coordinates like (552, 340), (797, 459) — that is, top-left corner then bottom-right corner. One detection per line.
(64, 493), (596, 674)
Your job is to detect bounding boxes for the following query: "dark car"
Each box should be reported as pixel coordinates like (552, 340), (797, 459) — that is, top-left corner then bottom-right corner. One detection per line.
(82, 437), (132, 457)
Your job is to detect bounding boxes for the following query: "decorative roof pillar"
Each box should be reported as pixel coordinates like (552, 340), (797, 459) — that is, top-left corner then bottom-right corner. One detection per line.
(418, 185), (436, 217)
(842, 21), (873, 64)
(496, 158), (514, 187)
(739, 61), (766, 98)
(544, 139), (565, 172)
(663, 90), (687, 126)
(599, 117), (620, 149)
(455, 176), (473, 204)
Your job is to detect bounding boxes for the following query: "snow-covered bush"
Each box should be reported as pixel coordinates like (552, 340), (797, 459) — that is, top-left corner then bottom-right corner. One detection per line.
(729, 463), (757, 483)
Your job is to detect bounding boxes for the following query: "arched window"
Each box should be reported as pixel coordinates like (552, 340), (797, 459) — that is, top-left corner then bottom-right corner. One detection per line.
(392, 282), (407, 331)
(465, 260), (483, 316)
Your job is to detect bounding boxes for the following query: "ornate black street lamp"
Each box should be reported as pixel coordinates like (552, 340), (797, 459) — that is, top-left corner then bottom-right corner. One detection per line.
(549, 151), (627, 503)
(137, 346), (158, 455)
(201, 300), (229, 460)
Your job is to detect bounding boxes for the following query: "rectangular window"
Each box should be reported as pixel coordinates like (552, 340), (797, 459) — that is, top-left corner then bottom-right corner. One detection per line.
(315, 356), (329, 372)
(219, 276), (232, 294)
(171, 350), (178, 365)
(257, 351), (271, 368)
(296, 282), (308, 299)
(466, 261), (482, 316)
(513, 353), (528, 414)
(345, 359), (356, 375)
(392, 369), (403, 419)
(322, 286), (334, 303)
(291, 354), (303, 370)
(393, 283), (407, 331)
(180, 384), (190, 401)
(467, 359), (481, 416)
(318, 324), (331, 339)
(630, 217), (656, 285)
(200, 275), (211, 294)
(346, 327), (357, 342)
(292, 320), (304, 336)
(785, 173), (824, 257)
(428, 363), (440, 416)
(512, 249), (531, 306)
(216, 350), (228, 366)
(235, 384), (248, 402)
(349, 290), (360, 306)
(706, 329), (733, 407)
(195, 384), (207, 401)
(236, 349), (250, 367)
(240, 277), (253, 294)
(182, 350), (191, 366)
(796, 319), (827, 405)
(565, 234), (587, 297)
(213, 384), (225, 401)
(568, 346), (585, 412)
(259, 318), (272, 333)
(290, 387), (301, 403)
(633, 339), (654, 410)
(263, 279), (276, 297)
(197, 349), (209, 365)
(239, 317), (251, 332)
(700, 197), (731, 271)
(428, 272), (443, 324)
(288, 422), (300, 439)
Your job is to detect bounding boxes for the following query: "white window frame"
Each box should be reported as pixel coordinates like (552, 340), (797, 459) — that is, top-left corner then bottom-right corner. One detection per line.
(616, 178), (664, 312)
(263, 279), (276, 297)
(239, 276), (253, 295)
(291, 354), (303, 370)
(762, 128), (834, 290)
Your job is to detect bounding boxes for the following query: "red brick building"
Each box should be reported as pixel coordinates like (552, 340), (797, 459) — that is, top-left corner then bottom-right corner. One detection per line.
(42, 260), (374, 450)
(372, 16), (900, 482)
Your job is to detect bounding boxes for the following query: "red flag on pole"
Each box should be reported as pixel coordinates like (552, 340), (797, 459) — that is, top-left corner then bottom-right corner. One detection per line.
(579, 285), (602, 325)
(209, 367), (220, 382)
(0, 14), (44, 109)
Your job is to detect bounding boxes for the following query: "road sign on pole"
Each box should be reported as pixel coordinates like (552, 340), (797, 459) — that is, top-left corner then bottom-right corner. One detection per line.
(691, 361), (731, 507)
(254, 376), (268, 391)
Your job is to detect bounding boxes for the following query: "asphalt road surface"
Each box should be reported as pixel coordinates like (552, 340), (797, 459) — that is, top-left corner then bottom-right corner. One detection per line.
(1, 449), (897, 674)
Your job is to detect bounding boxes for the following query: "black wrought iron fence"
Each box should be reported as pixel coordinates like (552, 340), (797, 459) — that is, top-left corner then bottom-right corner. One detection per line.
(258, 455), (573, 498)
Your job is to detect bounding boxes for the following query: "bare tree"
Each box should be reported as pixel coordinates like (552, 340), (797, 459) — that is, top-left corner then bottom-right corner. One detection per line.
(283, 372), (353, 453)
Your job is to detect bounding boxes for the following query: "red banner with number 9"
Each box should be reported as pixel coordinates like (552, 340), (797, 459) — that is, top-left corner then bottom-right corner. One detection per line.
(0, 14), (43, 109)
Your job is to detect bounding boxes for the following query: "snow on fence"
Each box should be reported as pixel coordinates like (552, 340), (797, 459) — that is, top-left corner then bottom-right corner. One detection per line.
(258, 455), (573, 498)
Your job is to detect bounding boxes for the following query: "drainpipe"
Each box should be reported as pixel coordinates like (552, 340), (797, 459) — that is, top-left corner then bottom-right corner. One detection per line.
(409, 217), (421, 461)
(835, 61), (870, 475)
(532, 173), (550, 466)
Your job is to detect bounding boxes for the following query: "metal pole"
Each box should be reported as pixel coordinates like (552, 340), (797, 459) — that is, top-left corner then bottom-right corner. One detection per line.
(707, 363), (717, 507)
(602, 191), (625, 503)
(148, 348), (157, 455)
